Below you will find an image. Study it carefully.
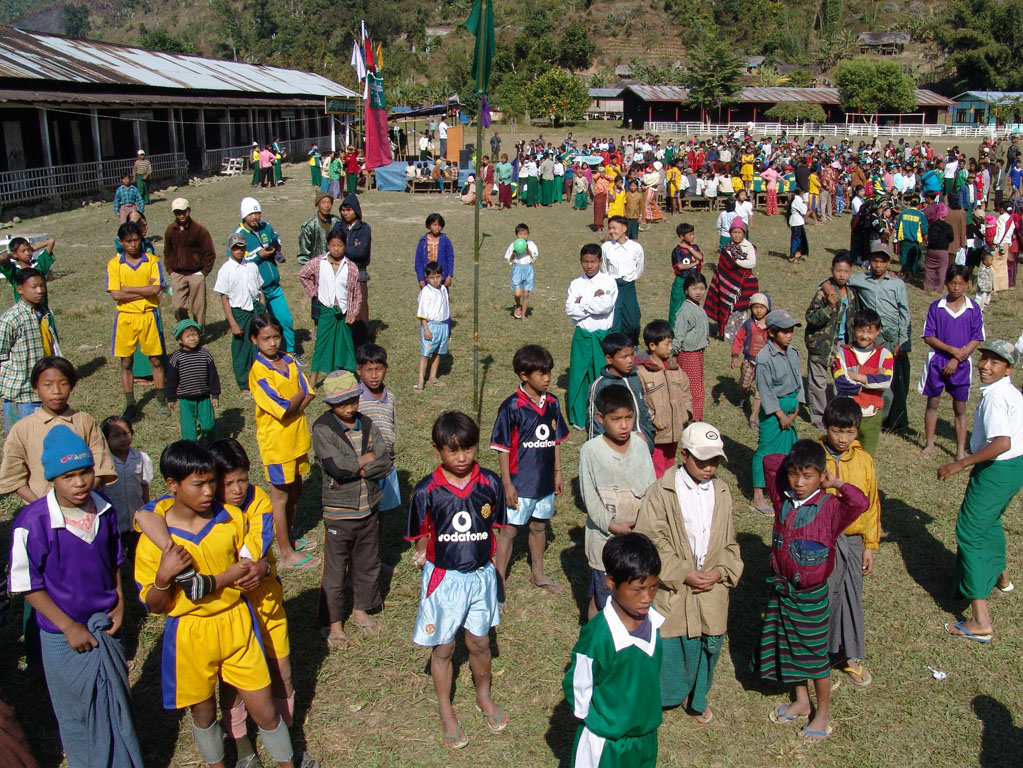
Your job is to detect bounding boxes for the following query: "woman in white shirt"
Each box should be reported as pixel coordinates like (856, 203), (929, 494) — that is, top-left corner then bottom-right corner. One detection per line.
(788, 187), (809, 263)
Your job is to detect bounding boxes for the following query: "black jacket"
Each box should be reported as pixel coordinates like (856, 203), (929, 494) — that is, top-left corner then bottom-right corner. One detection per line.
(330, 194), (372, 280)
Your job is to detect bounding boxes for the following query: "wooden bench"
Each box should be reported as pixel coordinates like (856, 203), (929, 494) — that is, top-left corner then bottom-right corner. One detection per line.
(219, 157), (245, 176)
(407, 178), (441, 194)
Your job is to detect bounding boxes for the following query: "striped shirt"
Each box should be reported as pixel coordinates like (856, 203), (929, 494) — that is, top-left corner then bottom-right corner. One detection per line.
(358, 382), (396, 453)
(165, 347), (221, 401)
(323, 420), (372, 521)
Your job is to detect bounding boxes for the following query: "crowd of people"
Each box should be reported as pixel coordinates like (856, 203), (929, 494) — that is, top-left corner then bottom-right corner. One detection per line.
(0, 125), (1021, 768)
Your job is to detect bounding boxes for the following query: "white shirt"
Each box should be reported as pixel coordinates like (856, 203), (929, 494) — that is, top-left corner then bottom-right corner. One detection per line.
(317, 256), (350, 311)
(600, 238), (645, 283)
(108, 448), (154, 534)
(565, 273), (617, 331)
(213, 258), (262, 311)
(789, 194), (807, 226)
(438, 120), (448, 139)
(504, 239), (539, 266)
(554, 161), (565, 176)
(419, 135), (429, 151)
(704, 176), (719, 198)
(735, 199), (754, 225)
(995, 213), (1016, 247)
(943, 160), (958, 179)
(851, 195), (864, 214)
(716, 210), (737, 237)
(416, 283), (450, 322)
(971, 374), (1023, 459)
(674, 466), (715, 569)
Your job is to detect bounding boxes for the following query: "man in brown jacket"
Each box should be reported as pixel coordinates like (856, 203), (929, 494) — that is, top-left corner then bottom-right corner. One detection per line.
(634, 422), (742, 723)
(164, 198), (216, 327)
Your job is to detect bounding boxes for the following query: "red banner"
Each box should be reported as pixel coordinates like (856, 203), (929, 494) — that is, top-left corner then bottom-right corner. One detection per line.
(364, 91), (392, 171)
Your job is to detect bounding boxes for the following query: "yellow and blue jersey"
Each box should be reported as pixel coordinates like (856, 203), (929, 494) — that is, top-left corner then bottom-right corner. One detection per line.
(239, 484), (278, 579)
(248, 353), (312, 466)
(106, 252), (164, 314)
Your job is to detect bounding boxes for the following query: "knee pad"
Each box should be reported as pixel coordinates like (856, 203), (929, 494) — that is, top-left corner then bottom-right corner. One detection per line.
(191, 720), (226, 765)
(223, 701), (248, 739)
(258, 718), (294, 764)
(273, 693), (295, 727)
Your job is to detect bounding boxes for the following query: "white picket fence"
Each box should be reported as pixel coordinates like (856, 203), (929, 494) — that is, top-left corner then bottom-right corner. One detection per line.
(0, 152), (188, 208)
(644, 121), (1017, 139)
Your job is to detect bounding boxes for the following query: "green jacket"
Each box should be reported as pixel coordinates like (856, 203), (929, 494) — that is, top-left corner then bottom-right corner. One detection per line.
(804, 279), (859, 363)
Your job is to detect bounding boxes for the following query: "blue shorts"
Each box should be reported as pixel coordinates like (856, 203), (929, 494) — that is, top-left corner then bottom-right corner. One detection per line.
(3, 400), (40, 431)
(808, 192), (820, 211)
(420, 321), (449, 357)
(378, 466), (401, 510)
(589, 569), (612, 608)
(506, 492), (556, 526)
(510, 263), (535, 291)
(412, 561), (500, 646)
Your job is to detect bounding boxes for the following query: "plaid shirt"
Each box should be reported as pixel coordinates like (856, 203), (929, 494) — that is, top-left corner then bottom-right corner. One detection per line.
(0, 300), (60, 402)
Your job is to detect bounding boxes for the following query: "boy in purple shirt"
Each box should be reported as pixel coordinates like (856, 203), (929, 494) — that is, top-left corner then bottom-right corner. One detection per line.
(8, 425), (142, 766)
(919, 265), (985, 459)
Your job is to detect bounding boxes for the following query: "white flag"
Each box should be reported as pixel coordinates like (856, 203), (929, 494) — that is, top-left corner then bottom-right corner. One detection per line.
(350, 41), (367, 82)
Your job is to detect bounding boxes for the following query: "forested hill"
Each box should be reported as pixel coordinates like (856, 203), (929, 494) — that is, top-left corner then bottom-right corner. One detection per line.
(4, 0), (1022, 104)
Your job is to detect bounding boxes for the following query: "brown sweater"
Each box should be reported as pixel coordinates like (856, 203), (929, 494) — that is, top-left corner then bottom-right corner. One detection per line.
(163, 217), (216, 275)
(634, 351), (693, 444)
(945, 208), (968, 255)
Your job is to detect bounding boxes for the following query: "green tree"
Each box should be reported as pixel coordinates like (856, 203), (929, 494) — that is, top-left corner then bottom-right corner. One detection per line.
(140, 29), (196, 55)
(683, 36), (743, 120)
(931, 0), (1023, 91)
(764, 102), (827, 123)
(786, 68), (817, 87)
(62, 4), (89, 38)
(557, 22), (594, 71)
(526, 68), (589, 125)
(835, 58), (916, 117)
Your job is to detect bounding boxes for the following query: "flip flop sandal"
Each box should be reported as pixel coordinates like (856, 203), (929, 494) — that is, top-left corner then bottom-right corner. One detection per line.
(443, 723), (469, 749)
(293, 538), (317, 553)
(320, 627), (351, 650)
(280, 552), (321, 571)
(353, 617), (381, 634)
(998, 581), (1015, 593)
(769, 704), (807, 726)
(842, 660), (873, 687)
(412, 384), (424, 392)
(529, 577), (562, 595)
(798, 724), (834, 744)
(749, 504), (774, 516)
(476, 703), (509, 732)
(945, 621), (993, 643)
(691, 708), (713, 724)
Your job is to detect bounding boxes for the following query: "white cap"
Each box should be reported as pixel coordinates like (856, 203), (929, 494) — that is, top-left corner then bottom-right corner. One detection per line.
(240, 197), (261, 218)
(680, 422), (726, 460)
(137, 149), (145, 155)
(171, 197), (189, 212)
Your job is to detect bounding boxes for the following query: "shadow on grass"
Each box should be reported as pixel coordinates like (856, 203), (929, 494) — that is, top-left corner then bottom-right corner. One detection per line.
(474, 354), (494, 424)
(544, 695), (577, 768)
(722, 433), (756, 501)
(75, 355), (108, 382)
(710, 373), (744, 409)
(294, 464), (323, 544)
(216, 407), (247, 438)
(285, 587), (328, 759)
(727, 531), (780, 694)
(201, 319), (232, 346)
(974, 694), (1023, 768)
(882, 493), (963, 614)
(131, 630), (185, 768)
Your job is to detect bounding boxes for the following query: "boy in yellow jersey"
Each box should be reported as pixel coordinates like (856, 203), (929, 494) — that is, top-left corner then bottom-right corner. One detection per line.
(134, 441), (318, 768)
(107, 220), (166, 421)
(248, 314), (319, 570)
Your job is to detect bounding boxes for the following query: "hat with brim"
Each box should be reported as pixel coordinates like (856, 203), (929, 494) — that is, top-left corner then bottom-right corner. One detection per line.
(173, 319), (202, 340)
(680, 422), (727, 460)
(979, 339), (1017, 366)
(765, 309), (800, 330)
(869, 240), (891, 258)
(227, 233), (247, 250)
(322, 370), (361, 405)
(171, 197), (189, 212)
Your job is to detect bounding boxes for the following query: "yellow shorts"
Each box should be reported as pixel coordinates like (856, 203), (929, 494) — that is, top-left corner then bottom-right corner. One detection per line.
(248, 577), (290, 660)
(112, 310), (164, 358)
(264, 454), (310, 485)
(161, 601), (270, 709)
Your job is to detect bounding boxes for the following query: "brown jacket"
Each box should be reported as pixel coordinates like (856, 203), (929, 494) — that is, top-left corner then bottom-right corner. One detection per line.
(945, 208), (967, 255)
(634, 351), (692, 444)
(163, 217), (216, 275)
(634, 473), (742, 638)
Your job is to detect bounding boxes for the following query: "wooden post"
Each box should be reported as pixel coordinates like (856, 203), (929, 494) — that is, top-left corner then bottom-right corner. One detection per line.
(38, 108), (53, 168)
(90, 108), (103, 191)
(198, 109), (208, 170)
(169, 108), (179, 155)
(133, 119), (142, 150)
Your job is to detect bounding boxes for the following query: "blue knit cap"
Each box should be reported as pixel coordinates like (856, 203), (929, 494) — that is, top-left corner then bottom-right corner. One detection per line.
(41, 424), (94, 480)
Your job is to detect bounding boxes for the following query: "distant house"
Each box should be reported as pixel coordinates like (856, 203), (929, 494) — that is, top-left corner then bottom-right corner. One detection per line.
(951, 91), (1023, 127)
(857, 31), (911, 55)
(588, 88), (624, 119)
(744, 56), (766, 74)
(424, 26), (455, 37)
(614, 64), (634, 78)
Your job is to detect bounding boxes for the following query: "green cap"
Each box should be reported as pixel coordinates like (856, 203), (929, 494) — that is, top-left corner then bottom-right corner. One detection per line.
(173, 319), (202, 340)
(979, 339), (1017, 366)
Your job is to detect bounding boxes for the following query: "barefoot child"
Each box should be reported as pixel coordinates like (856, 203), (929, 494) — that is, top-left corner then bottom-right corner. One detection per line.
(832, 309), (894, 456)
(938, 340), (1023, 643)
(8, 426), (143, 767)
(918, 265), (985, 459)
(636, 422), (741, 723)
(563, 533), (664, 767)
(731, 292), (770, 429)
(667, 223), (704, 327)
(415, 262), (450, 392)
(312, 371), (392, 646)
(758, 440), (869, 744)
(819, 398), (880, 687)
(503, 224), (538, 320)
(579, 385), (656, 619)
(636, 320), (693, 477)
(355, 344), (401, 550)
(491, 345), (569, 605)
(134, 441), (317, 768)
(566, 244), (618, 429)
(750, 310), (804, 514)
(248, 314), (319, 571)
(407, 412), (509, 748)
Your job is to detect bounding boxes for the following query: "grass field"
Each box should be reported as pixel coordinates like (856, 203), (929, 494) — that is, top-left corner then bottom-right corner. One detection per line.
(2, 140), (1022, 768)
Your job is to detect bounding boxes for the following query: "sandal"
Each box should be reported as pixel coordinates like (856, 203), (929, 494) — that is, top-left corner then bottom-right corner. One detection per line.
(798, 724), (833, 744)
(528, 577), (562, 595)
(320, 627), (351, 650)
(749, 504), (774, 516)
(691, 707), (713, 724)
(412, 384), (424, 392)
(443, 723), (469, 749)
(841, 659), (873, 688)
(997, 581), (1015, 593)
(768, 704), (807, 726)
(279, 552), (321, 571)
(476, 703), (509, 732)
(293, 537), (317, 553)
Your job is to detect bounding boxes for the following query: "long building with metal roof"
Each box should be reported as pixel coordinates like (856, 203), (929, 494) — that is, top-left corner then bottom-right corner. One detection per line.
(0, 26), (358, 207)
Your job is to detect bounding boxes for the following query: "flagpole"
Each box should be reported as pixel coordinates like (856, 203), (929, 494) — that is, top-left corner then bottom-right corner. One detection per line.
(472, 0), (487, 413)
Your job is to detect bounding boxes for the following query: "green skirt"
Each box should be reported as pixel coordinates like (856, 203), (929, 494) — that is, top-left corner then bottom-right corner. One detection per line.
(611, 279), (641, 346)
(955, 456), (1023, 599)
(752, 392), (800, 487)
(525, 178), (539, 206)
(567, 326), (607, 429)
(311, 306), (356, 374)
(660, 634), (723, 712)
(668, 274), (686, 328)
(757, 577), (830, 683)
(311, 165), (322, 187)
(574, 191), (589, 210)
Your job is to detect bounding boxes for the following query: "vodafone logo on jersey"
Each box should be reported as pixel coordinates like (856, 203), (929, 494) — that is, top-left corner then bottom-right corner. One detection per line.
(521, 423), (556, 449)
(437, 510), (490, 542)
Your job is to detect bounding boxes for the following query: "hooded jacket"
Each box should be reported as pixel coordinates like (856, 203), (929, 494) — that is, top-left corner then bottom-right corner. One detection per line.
(330, 194), (372, 280)
(587, 364), (656, 451)
(634, 351), (693, 444)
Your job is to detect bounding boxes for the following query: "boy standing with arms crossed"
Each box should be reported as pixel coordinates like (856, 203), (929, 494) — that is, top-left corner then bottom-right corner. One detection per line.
(214, 233), (263, 392)
(407, 412), (508, 748)
(491, 345), (569, 604)
(566, 244), (617, 430)
(635, 320), (693, 477)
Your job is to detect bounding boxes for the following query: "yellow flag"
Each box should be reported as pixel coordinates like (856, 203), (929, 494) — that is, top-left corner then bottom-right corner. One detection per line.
(375, 42), (383, 71)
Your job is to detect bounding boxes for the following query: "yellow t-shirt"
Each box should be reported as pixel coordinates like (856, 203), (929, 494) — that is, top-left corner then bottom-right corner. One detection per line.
(607, 188), (626, 218)
(134, 496), (248, 617)
(248, 353), (312, 466)
(106, 252), (164, 313)
(240, 484), (278, 579)
(809, 174), (821, 194)
(666, 167), (681, 194)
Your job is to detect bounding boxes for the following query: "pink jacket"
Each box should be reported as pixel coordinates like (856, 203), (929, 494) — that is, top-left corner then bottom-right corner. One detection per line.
(297, 254), (362, 323)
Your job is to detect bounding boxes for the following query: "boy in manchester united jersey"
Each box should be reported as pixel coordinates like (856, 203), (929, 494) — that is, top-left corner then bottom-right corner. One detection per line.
(491, 345), (569, 606)
(406, 411), (509, 749)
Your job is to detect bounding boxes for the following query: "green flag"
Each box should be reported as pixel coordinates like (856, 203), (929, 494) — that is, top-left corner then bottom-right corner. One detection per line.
(465, 0), (495, 94)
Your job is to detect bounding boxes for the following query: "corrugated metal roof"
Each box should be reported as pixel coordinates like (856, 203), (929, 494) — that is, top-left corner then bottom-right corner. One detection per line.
(589, 88), (623, 98)
(0, 89), (326, 108)
(952, 91), (1023, 105)
(0, 26), (358, 98)
(625, 85), (954, 108)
